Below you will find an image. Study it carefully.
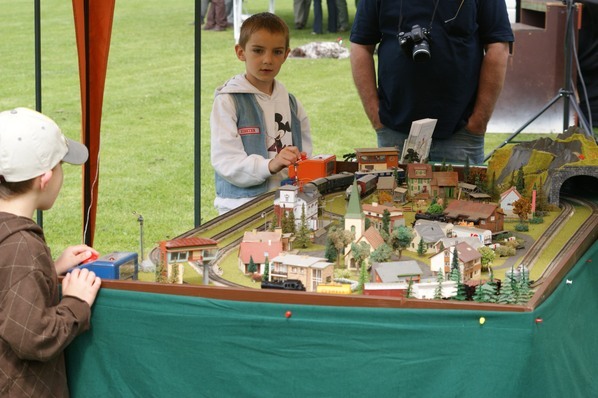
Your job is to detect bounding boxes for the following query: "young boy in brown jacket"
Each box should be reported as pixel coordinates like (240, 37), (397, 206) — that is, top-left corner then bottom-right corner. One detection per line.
(0, 107), (101, 397)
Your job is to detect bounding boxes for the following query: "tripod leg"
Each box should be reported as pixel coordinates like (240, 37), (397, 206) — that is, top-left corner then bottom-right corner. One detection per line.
(483, 92), (563, 163)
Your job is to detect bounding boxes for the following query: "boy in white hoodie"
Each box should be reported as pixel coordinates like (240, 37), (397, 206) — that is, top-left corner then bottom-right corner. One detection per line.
(210, 12), (313, 215)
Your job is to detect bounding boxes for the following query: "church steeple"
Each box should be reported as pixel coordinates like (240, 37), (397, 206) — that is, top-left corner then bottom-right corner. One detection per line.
(344, 178), (365, 237)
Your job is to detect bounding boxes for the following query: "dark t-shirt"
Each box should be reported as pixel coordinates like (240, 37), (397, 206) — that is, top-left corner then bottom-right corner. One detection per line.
(350, 0), (514, 138)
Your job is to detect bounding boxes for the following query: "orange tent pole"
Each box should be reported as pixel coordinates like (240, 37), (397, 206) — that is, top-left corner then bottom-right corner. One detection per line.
(72, 0), (115, 246)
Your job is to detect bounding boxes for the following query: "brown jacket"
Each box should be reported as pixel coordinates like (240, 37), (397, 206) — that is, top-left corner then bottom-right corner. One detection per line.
(0, 212), (91, 397)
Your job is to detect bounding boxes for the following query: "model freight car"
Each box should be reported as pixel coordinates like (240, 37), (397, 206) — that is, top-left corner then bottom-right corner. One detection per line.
(345, 174), (379, 199)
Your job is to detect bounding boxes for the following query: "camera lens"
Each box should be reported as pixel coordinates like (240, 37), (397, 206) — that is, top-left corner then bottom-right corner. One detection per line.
(412, 40), (430, 62)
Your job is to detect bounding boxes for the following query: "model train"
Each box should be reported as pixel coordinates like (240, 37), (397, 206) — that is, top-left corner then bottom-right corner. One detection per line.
(345, 173), (379, 199)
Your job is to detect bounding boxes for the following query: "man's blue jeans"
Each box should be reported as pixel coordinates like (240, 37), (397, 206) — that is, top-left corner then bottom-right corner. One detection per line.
(375, 126), (485, 165)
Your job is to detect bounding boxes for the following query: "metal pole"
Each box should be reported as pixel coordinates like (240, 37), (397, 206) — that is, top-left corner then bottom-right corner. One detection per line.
(138, 214), (144, 261)
(34, 0), (43, 228)
(194, 0), (202, 227)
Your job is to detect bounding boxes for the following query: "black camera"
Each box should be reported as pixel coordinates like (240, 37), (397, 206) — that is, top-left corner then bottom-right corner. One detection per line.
(398, 24), (431, 62)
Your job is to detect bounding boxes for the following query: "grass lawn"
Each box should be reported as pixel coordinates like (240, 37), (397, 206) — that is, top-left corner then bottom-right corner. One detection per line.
(1, 0), (579, 263)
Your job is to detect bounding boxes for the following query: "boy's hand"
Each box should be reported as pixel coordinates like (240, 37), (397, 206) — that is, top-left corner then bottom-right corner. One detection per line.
(61, 268), (102, 307)
(55, 245), (99, 275)
(268, 146), (304, 174)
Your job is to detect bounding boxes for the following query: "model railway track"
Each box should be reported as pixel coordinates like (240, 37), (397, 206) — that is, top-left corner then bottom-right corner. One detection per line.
(522, 199), (574, 270)
(532, 196), (598, 287)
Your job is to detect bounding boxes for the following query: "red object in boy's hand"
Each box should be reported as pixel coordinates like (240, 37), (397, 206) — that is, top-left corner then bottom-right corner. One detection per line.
(81, 252), (99, 265)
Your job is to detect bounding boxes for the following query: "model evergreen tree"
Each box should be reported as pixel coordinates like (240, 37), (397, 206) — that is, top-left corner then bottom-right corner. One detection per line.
(382, 209), (391, 234)
(454, 280), (468, 301)
(417, 238), (426, 257)
(295, 205), (311, 248)
(535, 176), (549, 212)
(516, 166), (526, 196)
(247, 256), (257, 274)
(473, 282), (484, 302)
(269, 212), (279, 231)
(287, 210), (296, 234)
(261, 256), (270, 282)
(450, 246), (460, 278)
(488, 171), (498, 201)
(406, 277), (414, 298)
(434, 270), (444, 300)
(480, 282), (498, 303)
(498, 267), (517, 304)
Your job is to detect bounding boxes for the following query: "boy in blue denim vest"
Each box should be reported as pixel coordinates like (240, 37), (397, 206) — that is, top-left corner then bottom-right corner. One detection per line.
(211, 12), (313, 215)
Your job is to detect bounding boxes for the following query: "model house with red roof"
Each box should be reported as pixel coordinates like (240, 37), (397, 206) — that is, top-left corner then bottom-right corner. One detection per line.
(237, 230), (284, 274)
(430, 241), (482, 282)
(500, 186), (523, 218)
(159, 237), (219, 283)
(406, 163), (433, 198)
(430, 171), (459, 199)
(361, 202), (405, 232)
(443, 199), (504, 233)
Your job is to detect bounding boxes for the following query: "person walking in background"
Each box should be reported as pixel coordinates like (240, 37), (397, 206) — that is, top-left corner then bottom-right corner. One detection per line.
(350, 0), (513, 164)
(0, 107), (101, 396)
(204, 0), (228, 31)
(200, 0), (210, 24)
(335, 0), (349, 32)
(312, 0), (337, 34)
(210, 13), (313, 215)
(293, 0), (312, 29)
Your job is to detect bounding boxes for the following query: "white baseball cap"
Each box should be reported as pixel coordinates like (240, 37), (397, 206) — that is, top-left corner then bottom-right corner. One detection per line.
(0, 107), (89, 182)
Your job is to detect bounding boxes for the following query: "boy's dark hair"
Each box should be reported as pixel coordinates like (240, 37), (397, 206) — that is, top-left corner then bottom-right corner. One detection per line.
(0, 178), (34, 199)
(238, 12), (290, 50)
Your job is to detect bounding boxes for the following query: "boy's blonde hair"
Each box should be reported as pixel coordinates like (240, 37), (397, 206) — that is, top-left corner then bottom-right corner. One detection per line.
(238, 12), (290, 50)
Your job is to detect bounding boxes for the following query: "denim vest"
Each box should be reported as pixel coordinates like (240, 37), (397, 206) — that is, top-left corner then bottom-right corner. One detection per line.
(215, 93), (303, 199)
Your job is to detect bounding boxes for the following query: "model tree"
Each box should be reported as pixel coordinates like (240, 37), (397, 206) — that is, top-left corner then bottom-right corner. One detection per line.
(417, 238), (426, 257)
(450, 246), (460, 279)
(269, 212), (279, 231)
(434, 270), (444, 300)
(515, 166), (526, 196)
(295, 205), (311, 248)
(406, 277), (414, 298)
(512, 197), (532, 223)
(352, 241), (370, 294)
(261, 255), (270, 282)
(328, 226), (355, 267)
(382, 209), (391, 234)
(369, 243), (392, 263)
(498, 267), (517, 304)
(389, 225), (413, 260)
(247, 256), (257, 274)
(478, 246), (496, 272)
(324, 237), (337, 263)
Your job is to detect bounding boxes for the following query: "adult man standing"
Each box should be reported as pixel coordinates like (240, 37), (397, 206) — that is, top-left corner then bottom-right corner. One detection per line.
(350, 0), (513, 164)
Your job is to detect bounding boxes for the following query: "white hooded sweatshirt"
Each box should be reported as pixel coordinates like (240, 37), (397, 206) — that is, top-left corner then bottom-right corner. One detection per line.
(210, 74), (312, 214)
